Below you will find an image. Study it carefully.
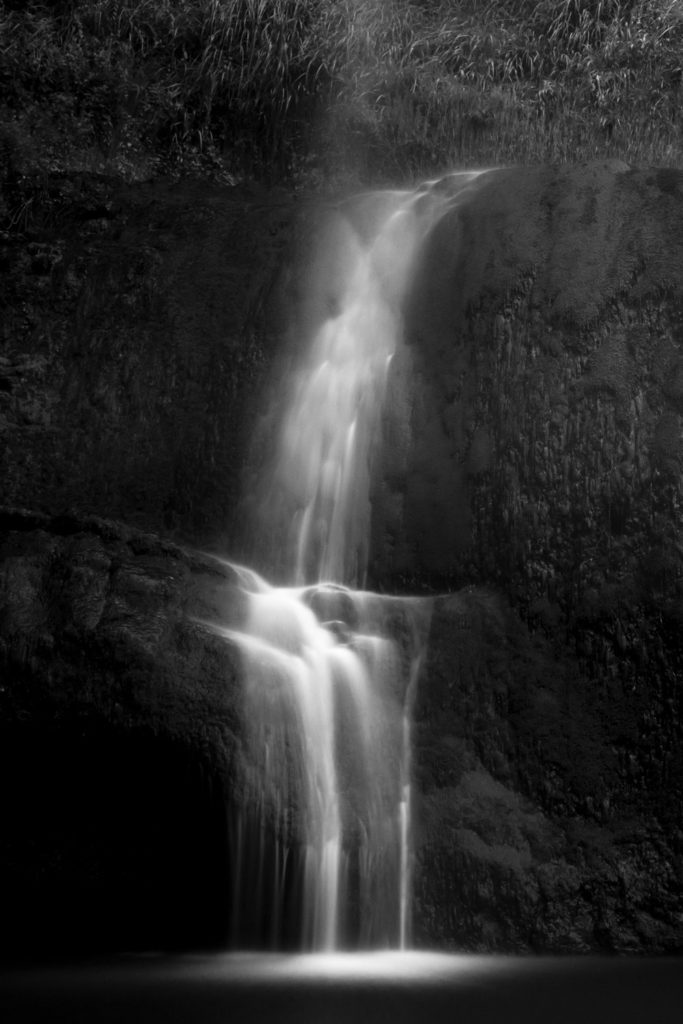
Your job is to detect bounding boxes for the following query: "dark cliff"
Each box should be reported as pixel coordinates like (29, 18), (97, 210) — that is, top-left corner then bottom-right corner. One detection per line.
(1, 162), (681, 954)
(370, 162), (683, 951)
(0, 510), (247, 955)
(1, 176), (295, 546)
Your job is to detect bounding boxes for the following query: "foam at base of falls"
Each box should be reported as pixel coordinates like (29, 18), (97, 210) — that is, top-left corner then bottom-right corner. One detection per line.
(204, 565), (431, 951)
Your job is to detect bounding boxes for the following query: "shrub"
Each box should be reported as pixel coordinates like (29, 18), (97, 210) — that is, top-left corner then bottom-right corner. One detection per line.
(0, 0), (681, 189)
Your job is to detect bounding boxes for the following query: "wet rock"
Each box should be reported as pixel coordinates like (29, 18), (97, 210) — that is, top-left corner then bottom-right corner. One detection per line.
(412, 589), (683, 951)
(349, 165), (683, 952)
(371, 163), (683, 599)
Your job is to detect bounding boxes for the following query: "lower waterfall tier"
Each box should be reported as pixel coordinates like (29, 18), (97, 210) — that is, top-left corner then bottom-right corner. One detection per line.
(210, 572), (429, 950)
(0, 511), (681, 956)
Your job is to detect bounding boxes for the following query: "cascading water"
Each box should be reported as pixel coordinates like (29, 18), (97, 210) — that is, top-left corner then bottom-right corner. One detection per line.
(207, 172), (486, 950)
(213, 577), (429, 949)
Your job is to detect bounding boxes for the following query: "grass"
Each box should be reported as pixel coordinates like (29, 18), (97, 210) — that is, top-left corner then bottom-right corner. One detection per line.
(0, 0), (681, 200)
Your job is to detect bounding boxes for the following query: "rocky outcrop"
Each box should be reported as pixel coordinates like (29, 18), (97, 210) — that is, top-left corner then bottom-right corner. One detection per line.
(0, 509), (244, 752)
(0, 509), (245, 954)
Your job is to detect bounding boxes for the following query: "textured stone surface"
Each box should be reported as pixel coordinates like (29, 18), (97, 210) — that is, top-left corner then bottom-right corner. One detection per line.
(0, 509), (243, 752)
(0, 176), (298, 548)
(372, 162), (683, 595)
(413, 589), (683, 952)
(369, 162), (683, 952)
(0, 509), (245, 954)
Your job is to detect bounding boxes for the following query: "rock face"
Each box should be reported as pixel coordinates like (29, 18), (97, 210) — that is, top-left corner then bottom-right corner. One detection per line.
(413, 589), (682, 952)
(0, 509), (247, 955)
(367, 163), (683, 951)
(1, 162), (682, 954)
(372, 162), (683, 596)
(0, 177), (297, 547)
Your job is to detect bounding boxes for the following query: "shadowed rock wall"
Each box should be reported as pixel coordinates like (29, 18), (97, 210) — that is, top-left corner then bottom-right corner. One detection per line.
(372, 162), (683, 596)
(413, 589), (682, 952)
(0, 510), (246, 955)
(263, 164), (682, 949)
(367, 162), (683, 951)
(0, 177), (296, 547)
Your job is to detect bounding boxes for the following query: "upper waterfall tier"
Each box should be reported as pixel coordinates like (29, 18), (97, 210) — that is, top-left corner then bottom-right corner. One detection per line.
(252, 171), (489, 587)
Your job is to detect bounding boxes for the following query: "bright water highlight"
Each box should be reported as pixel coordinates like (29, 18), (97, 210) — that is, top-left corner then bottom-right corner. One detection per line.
(260, 171), (486, 587)
(3, 953), (681, 1023)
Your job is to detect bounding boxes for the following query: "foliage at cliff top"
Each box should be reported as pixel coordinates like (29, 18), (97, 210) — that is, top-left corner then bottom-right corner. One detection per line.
(0, 0), (682, 203)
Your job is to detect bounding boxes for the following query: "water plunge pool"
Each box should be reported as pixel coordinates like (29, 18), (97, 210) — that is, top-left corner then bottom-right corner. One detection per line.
(2, 952), (681, 1023)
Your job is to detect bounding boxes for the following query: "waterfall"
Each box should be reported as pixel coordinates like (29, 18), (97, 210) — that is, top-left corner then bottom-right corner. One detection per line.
(208, 172), (485, 950)
(281, 190), (429, 586)
(213, 578), (429, 949)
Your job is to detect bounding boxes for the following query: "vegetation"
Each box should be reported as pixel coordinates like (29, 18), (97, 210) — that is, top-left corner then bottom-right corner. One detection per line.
(0, 0), (681, 196)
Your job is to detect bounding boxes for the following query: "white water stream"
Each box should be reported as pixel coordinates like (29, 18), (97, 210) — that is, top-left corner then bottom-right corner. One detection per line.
(209, 172), (485, 949)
